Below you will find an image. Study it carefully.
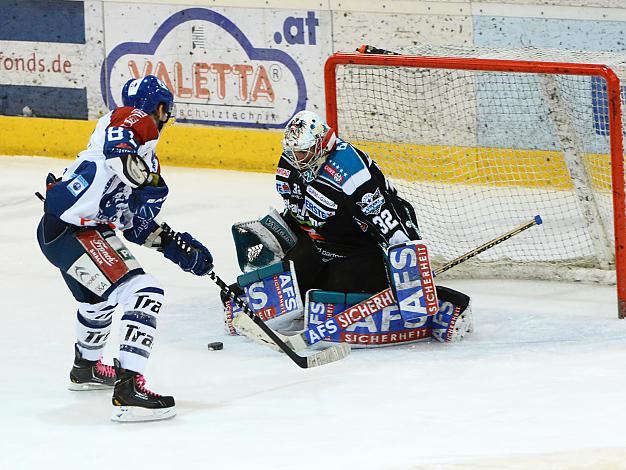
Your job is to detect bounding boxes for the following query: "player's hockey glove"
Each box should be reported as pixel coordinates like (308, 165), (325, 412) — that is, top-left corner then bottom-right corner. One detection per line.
(123, 217), (165, 248)
(160, 226), (213, 276)
(128, 175), (168, 220)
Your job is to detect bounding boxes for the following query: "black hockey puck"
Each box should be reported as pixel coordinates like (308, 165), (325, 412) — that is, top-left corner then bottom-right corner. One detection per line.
(207, 342), (224, 351)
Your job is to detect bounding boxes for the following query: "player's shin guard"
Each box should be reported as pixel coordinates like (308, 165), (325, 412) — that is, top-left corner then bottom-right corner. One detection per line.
(75, 300), (115, 360)
(71, 300), (117, 390)
(115, 274), (164, 374)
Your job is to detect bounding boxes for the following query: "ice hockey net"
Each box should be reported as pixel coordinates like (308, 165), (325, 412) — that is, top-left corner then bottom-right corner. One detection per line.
(324, 45), (626, 317)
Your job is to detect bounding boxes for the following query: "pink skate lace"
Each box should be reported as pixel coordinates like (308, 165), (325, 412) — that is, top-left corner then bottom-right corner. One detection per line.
(95, 360), (116, 378)
(135, 375), (162, 397)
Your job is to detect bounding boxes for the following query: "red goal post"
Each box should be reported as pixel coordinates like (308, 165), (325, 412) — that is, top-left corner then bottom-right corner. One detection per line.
(324, 51), (626, 318)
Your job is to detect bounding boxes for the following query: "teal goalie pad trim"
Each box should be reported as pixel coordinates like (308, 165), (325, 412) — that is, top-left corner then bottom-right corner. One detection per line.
(308, 290), (372, 306)
(237, 261), (289, 287)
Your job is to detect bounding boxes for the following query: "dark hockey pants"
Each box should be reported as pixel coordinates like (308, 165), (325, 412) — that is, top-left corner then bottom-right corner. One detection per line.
(284, 235), (471, 311)
(37, 214), (143, 304)
(284, 235), (389, 297)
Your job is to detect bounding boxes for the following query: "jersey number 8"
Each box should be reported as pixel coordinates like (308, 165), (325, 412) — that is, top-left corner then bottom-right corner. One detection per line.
(107, 127), (138, 148)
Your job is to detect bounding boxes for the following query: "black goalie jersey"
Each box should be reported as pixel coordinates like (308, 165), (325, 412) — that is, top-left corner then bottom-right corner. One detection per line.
(276, 138), (420, 259)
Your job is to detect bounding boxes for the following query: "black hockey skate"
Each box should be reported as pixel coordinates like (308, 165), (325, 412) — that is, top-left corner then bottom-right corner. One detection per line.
(111, 359), (176, 422)
(69, 344), (116, 391)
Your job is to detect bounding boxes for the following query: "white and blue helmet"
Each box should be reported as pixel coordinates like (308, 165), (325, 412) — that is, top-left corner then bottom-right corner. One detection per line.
(122, 75), (174, 119)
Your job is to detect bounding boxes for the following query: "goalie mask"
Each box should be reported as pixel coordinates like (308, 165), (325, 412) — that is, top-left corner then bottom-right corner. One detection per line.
(281, 111), (336, 172)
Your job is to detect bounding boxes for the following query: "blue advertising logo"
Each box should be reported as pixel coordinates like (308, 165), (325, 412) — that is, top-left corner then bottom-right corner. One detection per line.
(101, 8), (307, 129)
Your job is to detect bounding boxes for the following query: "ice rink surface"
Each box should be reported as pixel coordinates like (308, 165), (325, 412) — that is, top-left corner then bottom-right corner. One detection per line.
(3, 156), (626, 469)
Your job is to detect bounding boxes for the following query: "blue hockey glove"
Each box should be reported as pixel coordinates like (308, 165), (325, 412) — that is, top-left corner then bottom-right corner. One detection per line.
(161, 230), (213, 276)
(123, 217), (163, 247)
(128, 176), (168, 220)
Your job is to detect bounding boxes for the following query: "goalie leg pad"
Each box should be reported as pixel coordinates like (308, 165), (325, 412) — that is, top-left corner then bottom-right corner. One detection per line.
(224, 293), (245, 336)
(231, 313), (288, 353)
(304, 289), (431, 348)
(75, 299), (116, 361)
(223, 260), (303, 335)
(387, 241), (438, 322)
(106, 273), (164, 374)
(432, 286), (473, 343)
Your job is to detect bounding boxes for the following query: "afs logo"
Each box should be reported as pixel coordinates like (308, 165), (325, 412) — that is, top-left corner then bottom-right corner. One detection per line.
(101, 8), (307, 129)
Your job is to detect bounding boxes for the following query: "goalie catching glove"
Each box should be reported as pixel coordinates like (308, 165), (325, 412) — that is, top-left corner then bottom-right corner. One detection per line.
(231, 208), (297, 272)
(124, 218), (213, 276)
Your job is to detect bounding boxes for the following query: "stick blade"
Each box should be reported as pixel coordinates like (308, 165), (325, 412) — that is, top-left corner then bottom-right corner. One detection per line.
(306, 343), (351, 368)
(534, 214), (543, 225)
(231, 301), (351, 368)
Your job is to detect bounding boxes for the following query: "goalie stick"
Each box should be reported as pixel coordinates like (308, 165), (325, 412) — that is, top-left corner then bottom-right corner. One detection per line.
(209, 271), (350, 368)
(357, 44), (400, 55)
(284, 215), (543, 351)
(433, 215), (543, 276)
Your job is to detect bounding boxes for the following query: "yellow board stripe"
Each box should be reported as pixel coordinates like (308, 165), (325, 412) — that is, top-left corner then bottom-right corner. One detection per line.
(0, 116), (95, 159)
(354, 141), (612, 193)
(0, 116), (612, 192)
(158, 122), (282, 173)
(0, 115), (282, 173)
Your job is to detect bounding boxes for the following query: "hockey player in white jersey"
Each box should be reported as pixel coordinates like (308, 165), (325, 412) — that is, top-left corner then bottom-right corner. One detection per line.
(37, 75), (213, 422)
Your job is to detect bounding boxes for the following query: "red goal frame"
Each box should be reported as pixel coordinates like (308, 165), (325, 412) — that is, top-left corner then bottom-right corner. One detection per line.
(324, 52), (626, 318)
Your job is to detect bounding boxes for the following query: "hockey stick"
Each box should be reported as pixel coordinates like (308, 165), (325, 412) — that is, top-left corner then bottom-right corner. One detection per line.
(209, 271), (350, 368)
(34, 192), (347, 368)
(433, 215), (543, 276)
(357, 44), (400, 55)
(285, 215), (544, 351)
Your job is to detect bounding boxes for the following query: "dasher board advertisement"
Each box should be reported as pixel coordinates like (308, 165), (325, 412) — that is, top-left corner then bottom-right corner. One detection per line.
(102, 4), (331, 128)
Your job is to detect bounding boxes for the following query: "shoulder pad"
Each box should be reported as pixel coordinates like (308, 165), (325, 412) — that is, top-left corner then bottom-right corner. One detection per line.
(109, 107), (158, 145)
(318, 141), (370, 195)
(329, 141), (366, 172)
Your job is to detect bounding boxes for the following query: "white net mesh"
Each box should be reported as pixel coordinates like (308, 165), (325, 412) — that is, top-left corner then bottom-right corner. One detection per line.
(331, 45), (625, 283)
